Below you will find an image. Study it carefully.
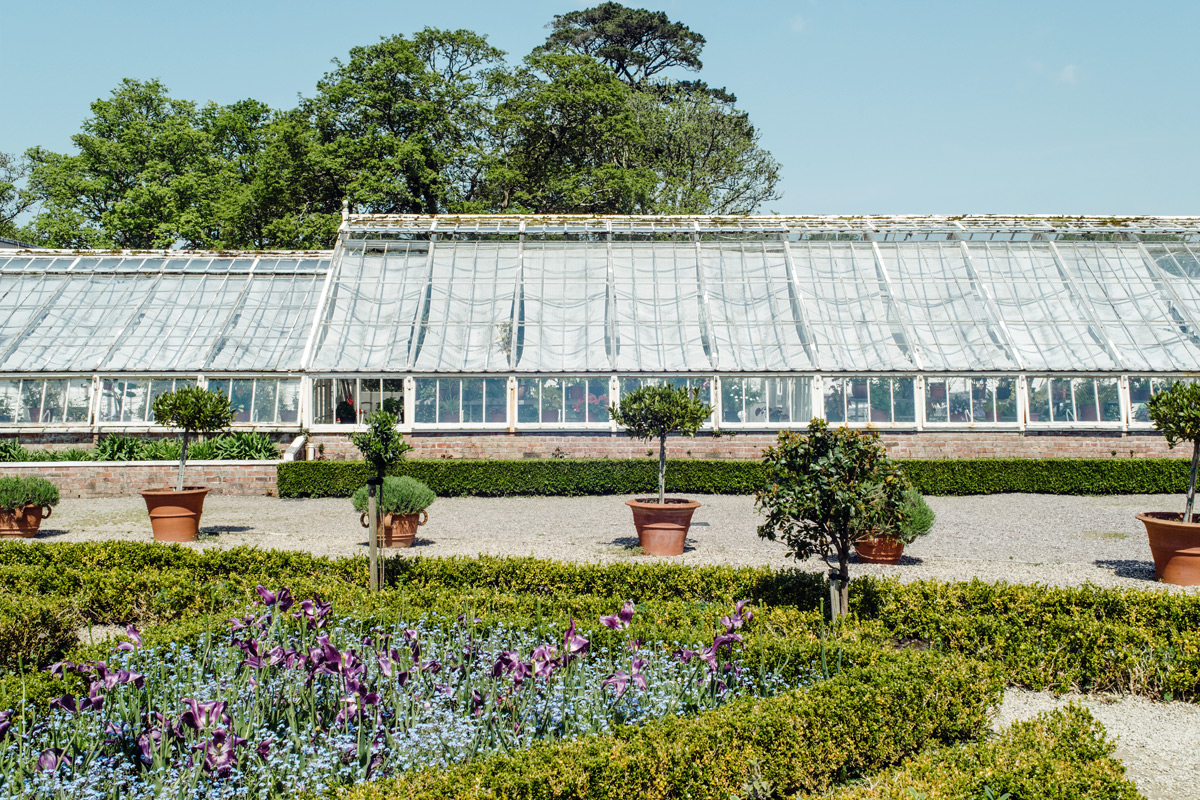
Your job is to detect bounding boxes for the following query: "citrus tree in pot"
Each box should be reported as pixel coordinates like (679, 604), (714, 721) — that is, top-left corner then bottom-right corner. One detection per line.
(756, 419), (907, 619)
(0, 476), (60, 538)
(353, 476), (434, 549)
(610, 384), (712, 556)
(1137, 381), (1200, 585)
(141, 386), (234, 543)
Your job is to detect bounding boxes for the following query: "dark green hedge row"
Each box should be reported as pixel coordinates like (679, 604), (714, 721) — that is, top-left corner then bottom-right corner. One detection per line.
(337, 649), (1000, 800)
(827, 705), (1139, 800)
(0, 594), (77, 670)
(277, 456), (1192, 498)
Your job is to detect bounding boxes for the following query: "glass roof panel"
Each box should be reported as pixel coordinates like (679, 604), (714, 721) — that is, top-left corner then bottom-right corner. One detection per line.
(207, 273), (325, 371)
(309, 244), (429, 372)
(516, 241), (610, 372)
(411, 241), (519, 372)
(611, 241), (711, 372)
(699, 241), (814, 371)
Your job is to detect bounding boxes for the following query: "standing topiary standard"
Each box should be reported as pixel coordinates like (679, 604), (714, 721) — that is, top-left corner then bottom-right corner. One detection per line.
(141, 386), (235, 543)
(352, 410), (412, 586)
(1138, 381), (1200, 584)
(610, 385), (712, 555)
(756, 419), (908, 618)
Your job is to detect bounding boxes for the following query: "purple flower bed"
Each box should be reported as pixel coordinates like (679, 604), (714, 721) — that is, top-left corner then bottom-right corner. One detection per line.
(3, 590), (805, 800)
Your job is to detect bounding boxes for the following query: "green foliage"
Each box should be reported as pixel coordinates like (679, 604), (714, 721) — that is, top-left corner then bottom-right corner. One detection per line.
(93, 434), (147, 461)
(208, 431), (279, 460)
(1147, 381), (1200, 449)
(824, 706), (1139, 800)
(894, 488), (936, 544)
(611, 385), (713, 503)
(151, 386), (235, 437)
(0, 593), (77, 670)
(0, 476), (60, 511)
(352, 476), (436, 516)
(756, 420), (908, 593)
(351, 410), (412, 478)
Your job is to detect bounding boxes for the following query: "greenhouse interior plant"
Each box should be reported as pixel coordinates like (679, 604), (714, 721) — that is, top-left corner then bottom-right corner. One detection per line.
(353, 475), (435, 548)
(853, 485), (936, 564)
(1137, 381), (1200, 585)
(756, 419), (907, 618)
(140, 386), (235, 543)
(0, 475), (60, 538)
(610, 384), (712, 556)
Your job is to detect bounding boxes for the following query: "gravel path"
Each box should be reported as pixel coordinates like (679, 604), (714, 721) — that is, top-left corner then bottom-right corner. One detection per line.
(27, 492), (1198, 592)
(996, 689), (1200, 800)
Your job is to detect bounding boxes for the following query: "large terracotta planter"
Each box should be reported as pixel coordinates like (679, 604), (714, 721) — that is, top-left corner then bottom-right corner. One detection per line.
(141, 487), (209, 543)
(854, 535), (905, 564)
(361, 509), (428, 548)
(626, 498), (700, 556)
(1137, 512), (1200, 585)
(0, 505), (52, 538)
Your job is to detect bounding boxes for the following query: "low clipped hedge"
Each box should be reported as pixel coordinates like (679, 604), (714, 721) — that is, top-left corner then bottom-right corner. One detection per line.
(825, 705), (1139, 800)
(335, 650), (1000, 800)
(0, 593), (77, 671)
(277, 456), (1192, 498)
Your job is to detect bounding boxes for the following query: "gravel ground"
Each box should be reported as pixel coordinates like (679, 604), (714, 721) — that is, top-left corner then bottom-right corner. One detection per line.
(996, 689), (1200, 800)
(27, 492), (1198, 592)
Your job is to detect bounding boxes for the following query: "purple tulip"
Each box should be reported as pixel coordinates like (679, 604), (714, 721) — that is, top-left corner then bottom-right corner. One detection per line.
(255, 585), (277, 606)
(471, 690), (486, 716)
(510, 659), (532, 687)
(531, 645), (558, 679)
(0, 710), (12, 741)
(630, 657), (649, 692)
(137, 728), (162, 764)
(37, 748), (72, 772)
(47, 660), (75, 678)
(602, 670), (630, 698)
(491, 650), (520, 678)
(256, 738), (272, 760)
(116, 624), (143, 651)
(421, 659), (442, 675)
(50, 695), (78, 713)
(179, 698), (230, 732)
(116, 670), (146, 689)
(294, 596), (332, 629)
(197, 729), (246, 778)
(563, 618), (589, 662)
(600, 600), (636, 630)
(377, 652), (394, 678)
(625, 638), (643, 652)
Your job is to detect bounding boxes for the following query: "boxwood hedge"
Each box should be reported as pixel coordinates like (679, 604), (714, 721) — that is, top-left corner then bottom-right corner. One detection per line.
(278, 456), (1192, 498)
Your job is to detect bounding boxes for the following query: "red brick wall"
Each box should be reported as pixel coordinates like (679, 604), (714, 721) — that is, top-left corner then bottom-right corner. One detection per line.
(0, 462), (279, 498)
(310, 429), (1177, 461)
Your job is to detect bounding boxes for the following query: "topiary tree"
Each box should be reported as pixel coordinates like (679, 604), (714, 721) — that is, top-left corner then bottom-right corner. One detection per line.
(756, 419), (907, 618)
(151, 386), (235, 492)
(351, 410), (412, 479)
(610, 385), (712, 504)
(1147, 381), (1200, 523)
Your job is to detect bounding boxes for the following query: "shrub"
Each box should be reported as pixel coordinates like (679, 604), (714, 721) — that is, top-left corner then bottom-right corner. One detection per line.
(610, 385), (712, 503)
(1147, 380), (1200, 521)
(351, 410), (411, 479)
(93, 434), (146, 461)
(0, 593), (77, 670)
(209, 431), (279, 460)
(151, 386), (235, 490)
(352, 476), (436, 517)
(0, 475), (60, 511)
(894, 487), (936, 544)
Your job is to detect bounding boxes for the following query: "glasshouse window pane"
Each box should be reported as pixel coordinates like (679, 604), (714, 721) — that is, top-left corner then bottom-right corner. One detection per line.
(893, 378), (916, 423)
(1027, 378), (1050, 423)
(312, 379), (334, 425)
(98, 380), (122, 423)
(1050, 378), (1075, 422)
(767, 379), (791, 424)
(462, 379), (484, 423)
(824, 378), (846, 423)
(744, 377), (768, 423)
(1129, 377), (1152, 423)
(792, 378), (813, 423)
(868, 378), (892, 423)
(230, 380), (254, 423)
(381, 379), (404, 421)
(358, 379), (382, 419)
(19, 380), (43, 423)
(335, 379), (357, 424)
(122, 380), (148, 423)
(1096, 378), (1121, 422)
(540, 379), (563, 423)
(925, 379), (948, 424)
(0, 380), (18, 423)
(995, 378), (1018, 423)
(36, 380), (66, 423)
(971, 379), (991, 423)
(253, 380), (278, 424)
(414, 379), (436, 424)
(66, 380), (90, 423)
(279, 380), (300, 423)
(721, 377), (742, 424)
(485, 378), (507, 424)
(147, 379), (176, 422)
(208, 378), (230, 399)
(563, 378), (587, 424)
(438, 379), (462, 424)
(587, 377), (610, 423)
(948, 378), (971, 423)
(619, 377), (641, 398)
(846, 379), (870, 423)
(516, 379), (538, 423)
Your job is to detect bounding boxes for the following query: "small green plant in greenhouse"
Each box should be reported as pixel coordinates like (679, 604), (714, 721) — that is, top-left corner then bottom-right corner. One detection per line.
(150, 387), (235, 491)
(1147, 381), (1200, 522)
(610, 385), (712, 504)
(352, 476), (435, 516)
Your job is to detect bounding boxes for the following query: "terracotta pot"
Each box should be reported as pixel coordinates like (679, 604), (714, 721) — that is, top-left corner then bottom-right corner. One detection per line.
(1137, 512), (1200, 585)
(0, 505), (52, 538)
(854, 535), (905, 564)
(141, 487), (209, 543)
(361, 509), (428, 548)
(626, 498), (701, 556)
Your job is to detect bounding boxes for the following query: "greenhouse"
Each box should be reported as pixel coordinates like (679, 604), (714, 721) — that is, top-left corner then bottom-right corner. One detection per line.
(1, 213), (1198, 437)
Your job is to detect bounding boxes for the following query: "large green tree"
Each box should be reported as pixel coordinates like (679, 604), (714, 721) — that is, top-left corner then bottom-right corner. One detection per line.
(0, 152), (35, 242)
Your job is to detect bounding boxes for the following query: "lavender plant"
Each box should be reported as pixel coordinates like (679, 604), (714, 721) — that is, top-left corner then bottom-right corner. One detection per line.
(3, 591), (800, 800)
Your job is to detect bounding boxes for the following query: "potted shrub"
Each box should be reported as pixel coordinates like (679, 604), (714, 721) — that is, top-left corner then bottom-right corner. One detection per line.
(0, 476), (60, 538)
(353, 476), (434, 548)
(853, 486), (936, 564)
(352, 410), (412, 587)
(610, 384), (712, 556)
(756, 419), (907, 618)
(140, 386), (234, 543)
(1137, 381), (1200, 585)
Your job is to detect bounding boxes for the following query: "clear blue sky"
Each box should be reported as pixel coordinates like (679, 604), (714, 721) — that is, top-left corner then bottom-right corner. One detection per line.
(3, 0), (1197, 214)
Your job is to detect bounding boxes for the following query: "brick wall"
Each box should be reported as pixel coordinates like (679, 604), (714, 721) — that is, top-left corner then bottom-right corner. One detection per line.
(0, 461), (279, 498)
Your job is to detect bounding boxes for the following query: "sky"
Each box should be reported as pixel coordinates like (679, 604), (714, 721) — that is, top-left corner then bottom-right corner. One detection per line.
(2, 0), (1197, 215)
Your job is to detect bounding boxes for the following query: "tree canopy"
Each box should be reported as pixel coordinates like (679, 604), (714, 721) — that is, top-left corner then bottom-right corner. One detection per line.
(15, 4), (782, 248)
